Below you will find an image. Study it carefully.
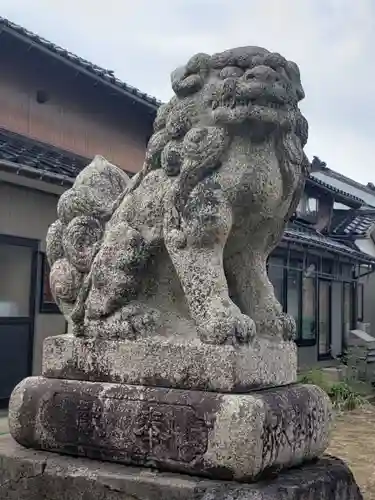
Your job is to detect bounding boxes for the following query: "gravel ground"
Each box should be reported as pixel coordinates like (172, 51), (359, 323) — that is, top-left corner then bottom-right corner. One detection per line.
(328, 405), (375, 499)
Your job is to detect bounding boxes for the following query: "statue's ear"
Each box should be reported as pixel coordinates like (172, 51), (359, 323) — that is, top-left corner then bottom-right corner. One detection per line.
(285, 61), (305, 101)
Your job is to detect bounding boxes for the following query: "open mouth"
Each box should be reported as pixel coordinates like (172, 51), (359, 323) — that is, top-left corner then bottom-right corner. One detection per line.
(210, 93), (291, 126)
(212, 97), (286, 110)
(208, 65), (297, 124)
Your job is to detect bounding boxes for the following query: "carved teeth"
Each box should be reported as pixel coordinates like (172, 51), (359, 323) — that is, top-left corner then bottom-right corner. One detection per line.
(212, 97), (284, 111)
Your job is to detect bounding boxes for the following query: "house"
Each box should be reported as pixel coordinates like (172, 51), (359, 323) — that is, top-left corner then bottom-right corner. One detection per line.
(267, 157), (375, 369)
(307, 159), (375, 342)
(0, 17), (159, 403)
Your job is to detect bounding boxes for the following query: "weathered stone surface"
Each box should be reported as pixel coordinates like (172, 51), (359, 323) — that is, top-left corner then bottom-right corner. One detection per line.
(42, 334), (297, 392)
(46, 46), (310, 345)
(9, 377), (331, 481)
(0, 435), (364, 499)
(46, 155), (130, 319)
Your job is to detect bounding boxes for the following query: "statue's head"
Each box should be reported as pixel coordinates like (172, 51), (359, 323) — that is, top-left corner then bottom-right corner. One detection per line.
(144, 46), (308, 181)
(202, 47), (306, 140)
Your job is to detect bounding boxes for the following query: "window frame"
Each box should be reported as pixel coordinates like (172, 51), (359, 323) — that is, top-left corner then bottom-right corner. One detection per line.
(0, 234), (39, 321)
(300, 265), (318, 347)
(356, 282), (364, 323)
(296, 193), (319, 222)
(39, 252), (60, 314)
(317, 278), (332, 360)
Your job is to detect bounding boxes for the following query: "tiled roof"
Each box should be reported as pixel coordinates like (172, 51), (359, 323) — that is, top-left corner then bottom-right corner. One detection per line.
(0, 128), (88, 185)
(0, 17), (161, 111)
(283, 222), (375, 264)
(306, 175), (364, 207)
(330, 209), (375, 237)
(310, 168), (375, 208)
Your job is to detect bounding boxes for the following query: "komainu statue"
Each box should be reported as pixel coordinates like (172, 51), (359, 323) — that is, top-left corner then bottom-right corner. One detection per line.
(46, 46), (309, 345)
(7, 46), (361, 499)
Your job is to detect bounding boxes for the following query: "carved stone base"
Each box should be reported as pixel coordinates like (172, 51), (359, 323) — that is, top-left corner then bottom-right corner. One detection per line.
(9, 377), (332, 481)
(0, 435), (363, 499)
(42, 334), (297, 392)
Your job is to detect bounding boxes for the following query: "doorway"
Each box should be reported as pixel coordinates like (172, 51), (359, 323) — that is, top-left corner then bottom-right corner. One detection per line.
(0, 234), (38, 402)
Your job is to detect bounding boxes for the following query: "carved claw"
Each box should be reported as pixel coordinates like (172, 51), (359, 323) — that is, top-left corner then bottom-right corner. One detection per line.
(278, 313), (296, 341)
(198, 304), (256, 345)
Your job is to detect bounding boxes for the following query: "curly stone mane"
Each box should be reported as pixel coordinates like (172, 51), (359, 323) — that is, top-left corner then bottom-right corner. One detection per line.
(124, 48), (309, 225)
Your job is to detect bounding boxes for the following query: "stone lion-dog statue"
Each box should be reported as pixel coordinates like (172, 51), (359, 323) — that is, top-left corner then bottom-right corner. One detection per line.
(46, 46), (309, 346)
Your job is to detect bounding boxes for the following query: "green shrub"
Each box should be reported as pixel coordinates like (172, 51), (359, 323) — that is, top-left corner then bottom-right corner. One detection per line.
(328, 382), (366, 411)
(298, 369), (367, 411)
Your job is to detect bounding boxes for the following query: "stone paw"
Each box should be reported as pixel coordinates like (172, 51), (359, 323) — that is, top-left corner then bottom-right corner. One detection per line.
(278, 312), (296, 341)
(84, 303), (161, 340)
(198, 303), (256, 345)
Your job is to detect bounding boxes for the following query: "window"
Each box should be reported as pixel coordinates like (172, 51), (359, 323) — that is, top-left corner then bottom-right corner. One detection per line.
(301, 271), (316, 341)
(322, 259), (333, 276)
(287, 263), (301, 332)
(40, 254), (60, 313)
(0, 243), (33, 317)
(318, 280), (331, 357)
(342, 282), (352, 348)
(268, 257), (284, 306)
(296, 194), (319, 219)
(357, 283), (364, 322)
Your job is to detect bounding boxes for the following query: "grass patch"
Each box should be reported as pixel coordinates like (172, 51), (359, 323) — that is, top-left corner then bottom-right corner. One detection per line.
(298, 368), (368, 411)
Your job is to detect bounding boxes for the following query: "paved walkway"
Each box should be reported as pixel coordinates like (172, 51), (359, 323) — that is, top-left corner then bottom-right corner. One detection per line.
(0, 410), (8, 435)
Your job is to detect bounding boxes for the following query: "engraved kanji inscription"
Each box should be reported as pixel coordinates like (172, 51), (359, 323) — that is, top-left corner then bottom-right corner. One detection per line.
(132, 404), (207, 462)
(43, 392), (208, 464)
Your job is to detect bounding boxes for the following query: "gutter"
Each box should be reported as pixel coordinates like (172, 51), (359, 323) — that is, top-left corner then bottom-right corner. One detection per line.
(282, 232), (375, 266)
(0, 159), (74, 187)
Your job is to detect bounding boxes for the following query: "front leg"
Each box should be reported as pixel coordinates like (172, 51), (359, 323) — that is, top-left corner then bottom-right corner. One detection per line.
(165, 180), (255, 345)
(225, 247), (295, 340)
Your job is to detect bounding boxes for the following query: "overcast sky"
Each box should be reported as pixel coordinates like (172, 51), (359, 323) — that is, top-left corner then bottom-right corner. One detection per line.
(1, 0), (374, 184)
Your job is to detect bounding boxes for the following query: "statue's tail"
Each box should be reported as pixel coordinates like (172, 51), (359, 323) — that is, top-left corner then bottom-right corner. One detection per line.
(45, 156), (130, 330)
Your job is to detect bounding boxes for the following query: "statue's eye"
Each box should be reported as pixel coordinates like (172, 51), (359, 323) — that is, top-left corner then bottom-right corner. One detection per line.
(219, 66), (244, 79)
(244, 71), (256, 81)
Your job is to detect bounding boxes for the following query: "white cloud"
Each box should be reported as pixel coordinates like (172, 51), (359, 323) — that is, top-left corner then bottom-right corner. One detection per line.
(1, 0), (374, 183)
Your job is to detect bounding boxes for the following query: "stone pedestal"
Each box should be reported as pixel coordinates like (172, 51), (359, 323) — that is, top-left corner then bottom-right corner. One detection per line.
(0, 435), (364, 499)
(42, 334), (297, 392)
(9, 376), (331, 481)
(5, 333), (364, 498)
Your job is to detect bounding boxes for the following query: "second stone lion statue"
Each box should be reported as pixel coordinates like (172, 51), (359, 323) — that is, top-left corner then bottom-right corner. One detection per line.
(46, 46), (310, 345)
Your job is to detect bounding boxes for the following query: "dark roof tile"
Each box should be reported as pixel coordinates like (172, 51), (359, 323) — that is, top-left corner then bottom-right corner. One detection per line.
(0, 128), (88, 184)
(283, 222), (375, 264)
(330, 209), (375, 237)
